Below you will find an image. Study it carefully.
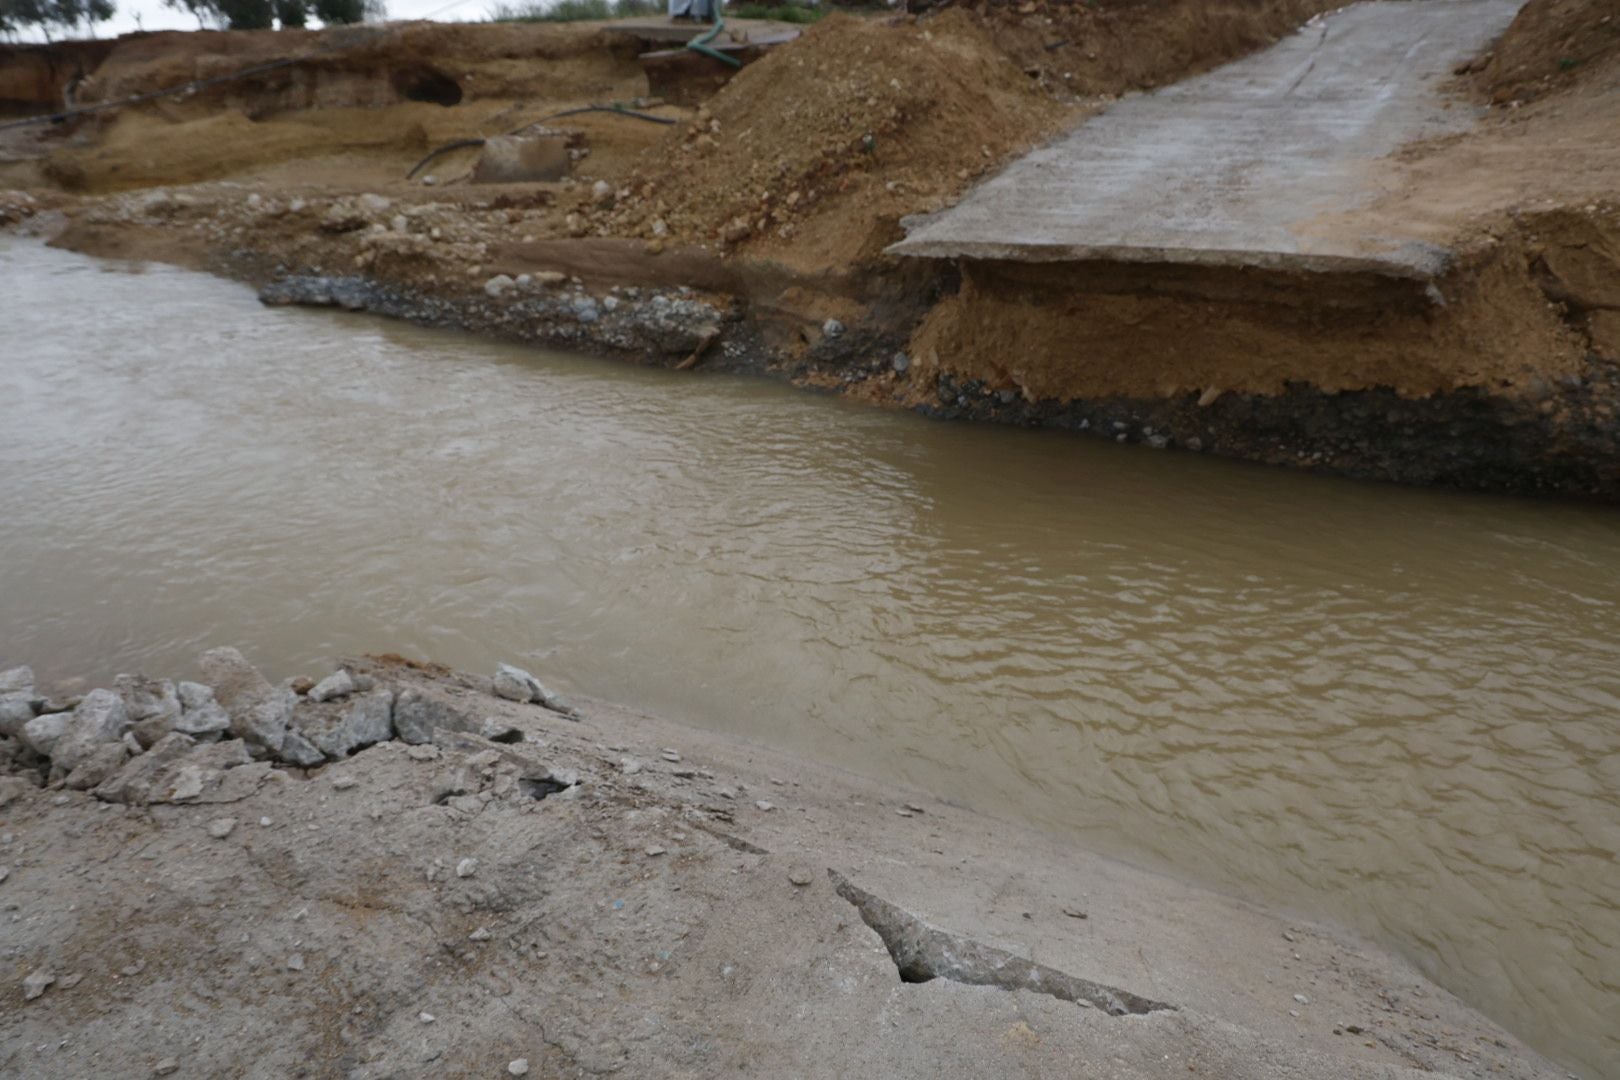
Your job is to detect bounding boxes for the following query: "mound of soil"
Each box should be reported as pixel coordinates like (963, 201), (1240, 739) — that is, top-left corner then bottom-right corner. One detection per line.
(1473, 0), (1620, 104)
(947, 0), (1346, 96)
(585, 11), (1066, 268)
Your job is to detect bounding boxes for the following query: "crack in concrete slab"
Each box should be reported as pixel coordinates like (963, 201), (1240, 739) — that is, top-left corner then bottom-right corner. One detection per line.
(829, 870), (1173, 1017)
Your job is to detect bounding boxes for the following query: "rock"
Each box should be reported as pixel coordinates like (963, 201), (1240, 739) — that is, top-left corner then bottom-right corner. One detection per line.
(508, 1060), (531, 1076)
(92, 731), (195, 804)
(64, 743), (128, 790)
(20, 711), (69, 756)
(483, 274), (515, 298)
(277, 728), (326, 767)
(891, 351), (910, 374)
(418, 1011), (436, 1023)
(358, 192), (392, 213)
(755, 800), (775, 812)
(492, 664), (578, 716)
(1294, 993), (1310, 1005)
(469, 927), (492, 941)
(22, 970), (54, 1000)
(331, 773), (358, 790)
(787, 866), (814, 886)
(455, 857), (478, 878)
(307, 669), (355, 703)
(407, 743), (442, 762)
(173, 699), (230, 738)
(285, 953), (305, 971)
(0, 692), (35, 737)
(645, 844), (667, 857)
(591, 179), (613, 204)
(200, 649), (290, 753)
(207, 817), (237, 839)
(480, 717), (524, 743)
(153, 1057), (179, 1076)
(533, 270), (567, 287)
(0, 665), (34, 694)
(49, 689), (131, 770)
(0, 776), (35, 807)
(822, 318), (845, 337)
(297, 688), (393, 759)
(115, 675), (181, 724)
(393, 688), (476, 744)
(0, 866), (8, 884)
(168, 765), (208, 801)
(177, 681), (214, 710)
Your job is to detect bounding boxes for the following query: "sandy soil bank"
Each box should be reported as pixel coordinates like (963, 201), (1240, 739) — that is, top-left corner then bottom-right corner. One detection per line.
(0, 654), (1569, 1079)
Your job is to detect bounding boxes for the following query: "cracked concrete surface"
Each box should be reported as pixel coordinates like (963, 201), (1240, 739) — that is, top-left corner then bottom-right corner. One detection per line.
(0, 659), (1569, 1078)
(891, 0), (1525, 278)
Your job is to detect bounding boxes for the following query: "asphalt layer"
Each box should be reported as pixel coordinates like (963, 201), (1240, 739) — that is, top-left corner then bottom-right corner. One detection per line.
(889, 0), (1526, 278)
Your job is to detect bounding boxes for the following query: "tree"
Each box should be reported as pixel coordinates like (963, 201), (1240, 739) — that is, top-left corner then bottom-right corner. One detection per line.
(1, 0), (116, 38)
(160, 0), (383, 29)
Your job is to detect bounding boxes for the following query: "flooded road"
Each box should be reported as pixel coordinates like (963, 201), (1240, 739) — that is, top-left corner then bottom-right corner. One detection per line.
(2, 240), (1617, 1075)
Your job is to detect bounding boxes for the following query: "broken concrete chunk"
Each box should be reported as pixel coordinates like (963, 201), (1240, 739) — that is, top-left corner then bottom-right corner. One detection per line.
(173, 699), (231, 738)
(92, 731), (195, 804)
(307, 669), (356, 703)
(21, 709), (71, 757)
(198, 649), (292, 753)
(64, 743), (129, 791)
(0, 692), (36, 738)
(0, 665), (34, 694)
(471, 133), (571, 184)
(492, 664), (578, 716)
(114, 674), (181, 724)
(199, 647), (274, 713)
(48, 689), (131, 770)
(277, 728), (326, 768)
(177, 681), (215, 711)
(393, 688), (476, 744)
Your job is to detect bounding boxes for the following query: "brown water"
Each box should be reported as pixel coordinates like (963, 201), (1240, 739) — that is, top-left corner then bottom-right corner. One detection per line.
(3, 240), (1618, 1075)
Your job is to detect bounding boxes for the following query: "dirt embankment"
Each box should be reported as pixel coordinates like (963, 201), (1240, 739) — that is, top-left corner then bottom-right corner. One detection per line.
(0, 654), (1569, 1078)
(1, 0), (1617, 498)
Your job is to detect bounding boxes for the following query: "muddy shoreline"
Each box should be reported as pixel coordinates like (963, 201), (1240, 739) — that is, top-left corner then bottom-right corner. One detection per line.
(0, 652), (1573, 1078)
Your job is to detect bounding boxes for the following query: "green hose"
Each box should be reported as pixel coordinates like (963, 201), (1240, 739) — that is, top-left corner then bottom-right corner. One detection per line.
(686, 6), (744, 68)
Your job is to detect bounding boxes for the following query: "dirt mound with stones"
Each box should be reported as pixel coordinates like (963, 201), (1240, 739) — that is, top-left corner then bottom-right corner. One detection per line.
(1471, 0), (1620, 105)
(585, 11), (1068, 268)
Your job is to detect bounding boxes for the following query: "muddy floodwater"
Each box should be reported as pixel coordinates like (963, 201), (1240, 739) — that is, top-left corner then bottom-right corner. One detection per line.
(3, 240), (1618, 1075)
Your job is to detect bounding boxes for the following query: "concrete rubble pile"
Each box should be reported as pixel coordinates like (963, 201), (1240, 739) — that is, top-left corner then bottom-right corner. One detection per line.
(0, 651), (576, 806)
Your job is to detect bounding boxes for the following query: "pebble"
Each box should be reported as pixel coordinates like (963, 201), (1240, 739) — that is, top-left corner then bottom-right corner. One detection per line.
(469, 927), (492, 941)
(755, 800), (775, 812)
(787, 866), (814, 886)
(258, 817), (272, 827)
(1294, 993), (1310, 1004)
(619, 758), (642, 775)
(331, 774), (358, 791)
(645, 845), (666, 857)
(0, 866), (9, 884)
(418, 1011), (436, 1023)
(661, 749), (681, 763)
(207, 818), (237, 839)
(822, 318), (845, 337)
(22, 970), (54, 1000)
(455, 857), (478, 879)
(153, 1059), (180, 1076)
(286, 953), (305, 971)
(508, 1060), (530, 1077)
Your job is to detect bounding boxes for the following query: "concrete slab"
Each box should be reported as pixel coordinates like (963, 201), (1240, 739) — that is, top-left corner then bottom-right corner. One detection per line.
(888, 0), (1525, 279)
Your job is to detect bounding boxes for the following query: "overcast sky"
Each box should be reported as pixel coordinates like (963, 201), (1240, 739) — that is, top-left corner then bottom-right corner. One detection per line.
(19, 0), (487, 39)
